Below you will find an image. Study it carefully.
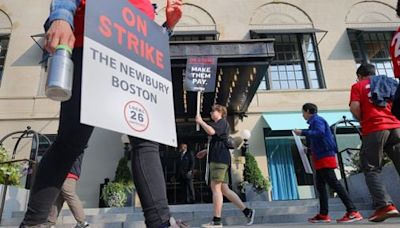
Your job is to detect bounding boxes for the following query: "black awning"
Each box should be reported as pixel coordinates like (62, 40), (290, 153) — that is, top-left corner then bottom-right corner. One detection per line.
(169, 39), (274, 59)
(347, 27), (398, 33)
(169, 39), (275, 117)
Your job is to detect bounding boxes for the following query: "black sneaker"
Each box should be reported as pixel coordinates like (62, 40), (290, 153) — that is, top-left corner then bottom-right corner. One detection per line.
(246, 209), (255, 225)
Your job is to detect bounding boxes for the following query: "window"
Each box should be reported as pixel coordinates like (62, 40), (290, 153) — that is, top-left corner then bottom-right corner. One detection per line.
(348, 31), (395, 77)
(0, 34), (10, 84)
(252, 33), (324, 90)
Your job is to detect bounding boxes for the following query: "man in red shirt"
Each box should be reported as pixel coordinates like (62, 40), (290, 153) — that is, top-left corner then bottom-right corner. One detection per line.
(350, 63), (400, 222)
(21, 1), (185, 228)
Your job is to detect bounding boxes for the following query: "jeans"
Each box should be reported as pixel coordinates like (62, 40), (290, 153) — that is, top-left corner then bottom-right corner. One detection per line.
(360, 128), (400, 209)
(316, 168), (356, 215)
(48, 178), (85, 224)
(21, 49), (170, 228)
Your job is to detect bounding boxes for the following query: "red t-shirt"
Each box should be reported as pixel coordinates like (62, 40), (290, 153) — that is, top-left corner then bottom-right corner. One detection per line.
(390, 27), (400, 78)
(350, 78), (400, 135)
(312, 155), (337, 170)
(73, 0), (155, 47)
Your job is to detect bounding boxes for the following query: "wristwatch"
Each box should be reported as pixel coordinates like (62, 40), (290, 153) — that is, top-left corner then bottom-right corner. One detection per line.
(162, 22), (174, 37)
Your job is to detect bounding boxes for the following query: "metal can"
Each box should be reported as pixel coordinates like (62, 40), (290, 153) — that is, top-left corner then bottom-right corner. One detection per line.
(45, 45), (74, 101)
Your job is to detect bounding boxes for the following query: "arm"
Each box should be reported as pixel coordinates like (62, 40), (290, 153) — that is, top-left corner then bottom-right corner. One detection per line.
(195, 115), (216, 136)
(162, 0), (183, 36)
(350, 101), (361, 121)
(165, 0), (182, 29)
(45, 0), (79, 53)
(302, 119), (325, 137)
(189, 151), (195, 172)
(49, 0), (80, 28)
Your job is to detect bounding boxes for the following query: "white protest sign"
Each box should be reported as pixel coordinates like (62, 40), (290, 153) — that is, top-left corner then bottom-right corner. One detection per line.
(81, 0), (177, 146)
(292, 131), (313, 174)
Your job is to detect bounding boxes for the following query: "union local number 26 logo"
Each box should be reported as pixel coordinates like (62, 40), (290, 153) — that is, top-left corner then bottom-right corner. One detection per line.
(124, 101), (149, 132)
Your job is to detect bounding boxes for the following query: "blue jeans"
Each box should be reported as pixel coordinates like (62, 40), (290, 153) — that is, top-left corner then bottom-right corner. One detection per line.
(21, 49), (170, 228)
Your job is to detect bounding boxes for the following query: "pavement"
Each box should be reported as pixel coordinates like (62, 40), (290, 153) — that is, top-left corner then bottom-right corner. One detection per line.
(226, 217), (400, 228)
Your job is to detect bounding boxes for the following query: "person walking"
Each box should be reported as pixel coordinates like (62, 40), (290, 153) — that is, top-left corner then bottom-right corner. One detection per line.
(175, 143), (195, 204)
(294, 103), (363, 223)
(196, 104), (255, 227)
(349, 63), (400, 222)
(48, 154), (89, 228)
(20, 1), (186, 228)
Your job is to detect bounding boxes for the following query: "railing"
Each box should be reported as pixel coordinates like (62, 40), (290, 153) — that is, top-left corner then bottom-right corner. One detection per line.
(0, 126), (51, 223)
(331, 116), (362, 193)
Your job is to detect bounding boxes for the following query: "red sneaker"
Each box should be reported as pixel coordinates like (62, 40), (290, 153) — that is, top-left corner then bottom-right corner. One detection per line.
(308, 214), (331, 223)
(337, 211), (363, 223)
(368, 204), (400, 222)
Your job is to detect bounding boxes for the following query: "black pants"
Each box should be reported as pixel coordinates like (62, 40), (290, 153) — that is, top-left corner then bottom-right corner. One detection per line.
(316, 168), (356, 215)
(179, 174), (195, 203)
(21, 49), (170, 228)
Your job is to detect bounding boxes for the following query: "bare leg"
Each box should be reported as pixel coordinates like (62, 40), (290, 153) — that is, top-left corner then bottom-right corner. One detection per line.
(221, 183), (246, 211)
(211, 181), (223, 217)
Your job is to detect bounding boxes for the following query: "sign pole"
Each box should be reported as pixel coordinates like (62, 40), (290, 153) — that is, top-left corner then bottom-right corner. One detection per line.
(196, 91), (201, 131)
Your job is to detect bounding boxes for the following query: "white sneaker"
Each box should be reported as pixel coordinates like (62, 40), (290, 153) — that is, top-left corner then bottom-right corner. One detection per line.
(246, 209), (255, 225)
(201, 221), (223, 228)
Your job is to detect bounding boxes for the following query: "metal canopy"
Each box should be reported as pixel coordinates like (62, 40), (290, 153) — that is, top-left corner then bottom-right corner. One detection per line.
(170, 39), (275, 59)
(169, 39), (275, 117)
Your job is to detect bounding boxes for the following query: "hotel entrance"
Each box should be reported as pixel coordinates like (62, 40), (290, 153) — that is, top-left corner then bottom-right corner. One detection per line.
(161, 39), (275, 204)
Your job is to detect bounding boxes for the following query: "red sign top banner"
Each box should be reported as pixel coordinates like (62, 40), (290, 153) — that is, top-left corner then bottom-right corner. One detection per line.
(84, 0), (171, 81)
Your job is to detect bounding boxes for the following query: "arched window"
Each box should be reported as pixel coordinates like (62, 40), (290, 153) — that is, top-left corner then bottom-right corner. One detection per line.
(249, 2), (325, 90)
(0, 9), (11, 85)
(346, 1), (400, 77)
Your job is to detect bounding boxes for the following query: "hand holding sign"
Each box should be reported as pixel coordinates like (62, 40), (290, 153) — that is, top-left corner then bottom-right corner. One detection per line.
(45, 20), (75, 54)
(166, 0), (183, 29)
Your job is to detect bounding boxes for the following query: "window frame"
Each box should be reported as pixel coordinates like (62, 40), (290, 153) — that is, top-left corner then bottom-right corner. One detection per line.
(0, 34), (10, 85)
(347, 29), (395, 77)
(252, 32), (325, 91)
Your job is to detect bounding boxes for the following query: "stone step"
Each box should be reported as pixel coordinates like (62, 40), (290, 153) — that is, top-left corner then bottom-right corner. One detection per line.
(1, 208), (376, 227)
(4, 210), (391, 228)
(9, 197), (370, 219)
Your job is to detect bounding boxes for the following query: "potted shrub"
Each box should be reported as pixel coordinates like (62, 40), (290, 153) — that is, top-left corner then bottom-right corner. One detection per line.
(0, 146), (23, 186)
(238, 152), (271, 201)
(101, 182), (133, 207)
(101, 156), (135, 207)
(0, 146), (30, 219)
(114, 156), (135, 206)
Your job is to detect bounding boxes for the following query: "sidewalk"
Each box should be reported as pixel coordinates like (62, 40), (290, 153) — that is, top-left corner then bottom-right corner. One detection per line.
(227, 217), (400, 228)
